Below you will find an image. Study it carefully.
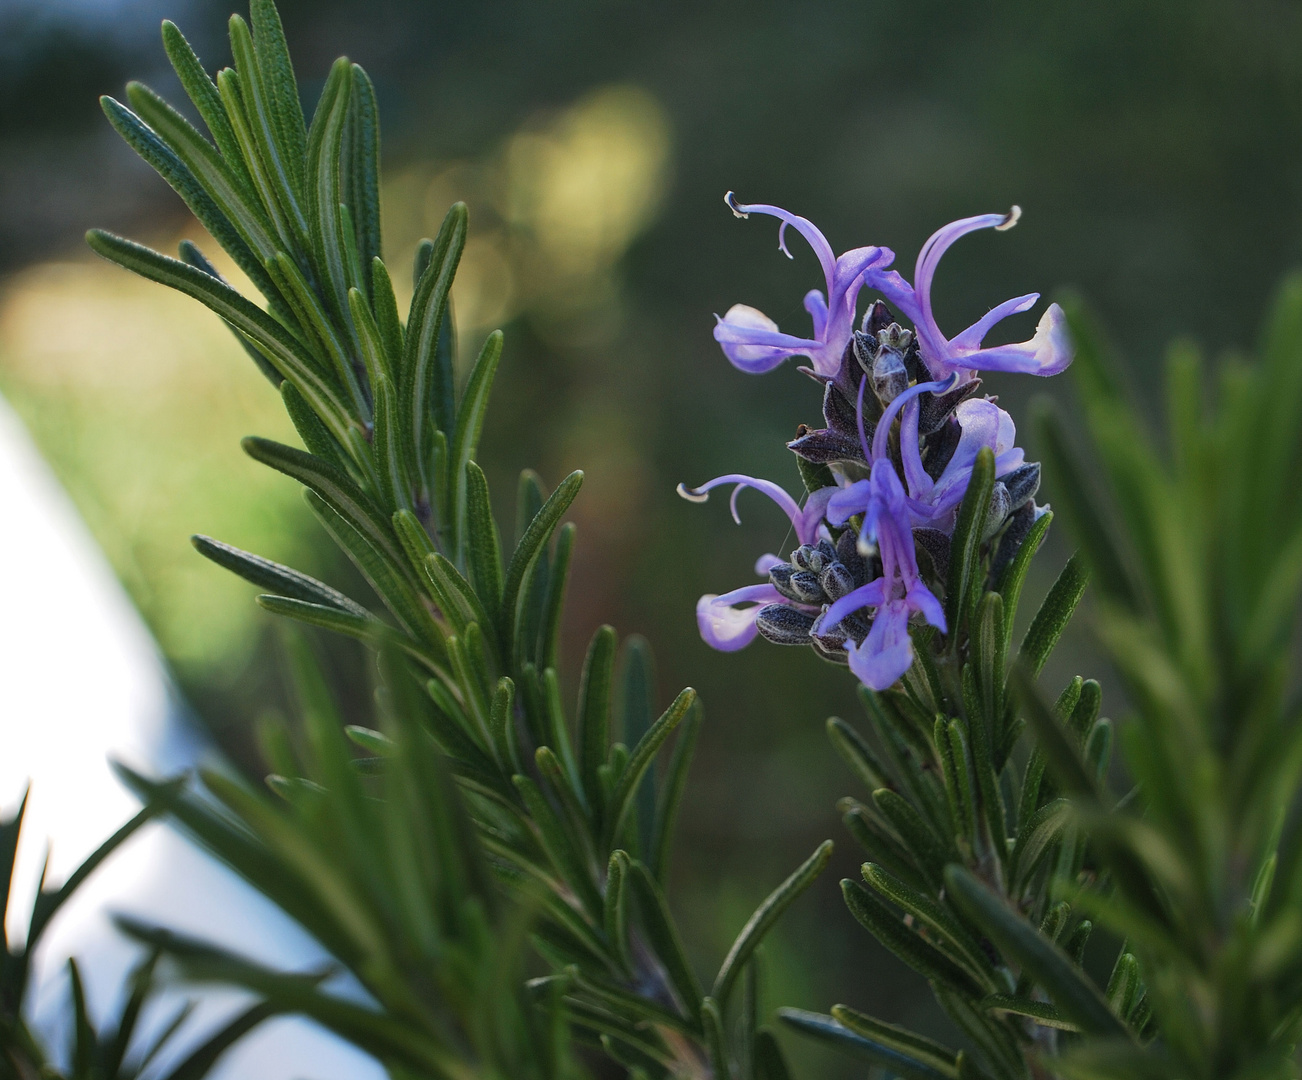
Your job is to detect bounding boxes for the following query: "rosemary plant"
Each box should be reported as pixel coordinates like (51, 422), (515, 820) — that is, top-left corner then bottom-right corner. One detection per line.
(4, 2), (1302, 1079)
(65, 3), (828, 1078)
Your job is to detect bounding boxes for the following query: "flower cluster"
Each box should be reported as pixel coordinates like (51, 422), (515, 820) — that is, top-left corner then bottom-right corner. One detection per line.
(684, 196), (1068, 689)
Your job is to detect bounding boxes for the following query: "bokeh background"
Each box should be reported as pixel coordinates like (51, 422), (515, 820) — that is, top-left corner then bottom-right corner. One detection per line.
(3, 0), (1301, 1073)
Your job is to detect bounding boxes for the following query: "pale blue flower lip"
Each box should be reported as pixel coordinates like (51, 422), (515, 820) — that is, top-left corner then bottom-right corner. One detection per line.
(713, 193), (893, 377)
(866, 206), (1074, 379)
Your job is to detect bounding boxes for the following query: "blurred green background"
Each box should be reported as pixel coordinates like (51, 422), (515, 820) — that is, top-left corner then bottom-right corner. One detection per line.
(2, 0), (1300, 1073)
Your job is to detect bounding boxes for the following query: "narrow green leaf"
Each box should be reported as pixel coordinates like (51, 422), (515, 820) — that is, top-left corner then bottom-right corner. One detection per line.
(702, 997), (729, 1080)
(303, 491), (440, 647)
(944, 719), (978, 853)
(249, 0), (307, 199)
(104, 953), (160, 1073)
(404, 203), (467, 498)
(178, 240), (283, 384)
(28, 790), (180, 947)
(426, 552), (498, 657)
(568, 967), (697, 1035)
(1014, 667), (1167, 927)
(931, 985), (1025, 1080)
(160, 20), (254, 193)
(618, 635), (658, 859)
(157, 1000), (280, 1080)
(280, 380), (352, 476)
(578, 626), (618, 812)
(85, 231), (353, 443)
(995, 508), (1054, 650)
(445, 630), (494, 748)
(973, 591), (1007, 761)
(227, 15), (310, 246)
(1106, 952), (1141, 1020)
(344, 725), (393, 756)
(120, 921), (460, 1076)
(1018, 552), (1090, 676)
(603, 850), (631, 971)
(945, 446), (996, 637)
(308, 58), (355, 328)
(111, 766), (355, 963)
(1035, 402), (1139, 610)
(753, 1028), (794, 1080)
(1010, 798), (1071, 888)
(348, 286), (393, 388)
(118, 80), (274, 256)
(370, 258), (404, 367)
(651, 699), (701, 883)
(827, 716), (891, 791)
(465, 461), (504, 622)
(860, 863), (998, 990)
(1010, 665), (1099, 803)
(541, 668), (582, 795)
(536, 522), (576, 671)
(266, 250), (366, 415)
(491, 677), (521, 774)
(0, 789), (29, 939)
(449, 330), (504, 564)
(830, 1005), (961, 1076)
(840, 879), (978, 993)
(68, 959), (94, 1078)
(712, 840), (833, 1008)
(346, 65), (382, 286)
(625, 859), (703, 1024)
(256, 594), (376, 641)
(515, 468), (545, 543)
(1086, 717), (1113, 783)
(243, 437), (401, 568)
(778, 1009), (956, 1080)
(503, 470), (584, 659)
(944, 864), (1127, 1037)
(425, 677), (497, 770)
(840, 803), (926, 891)
(103, 92), (276, 304)
(605, 688), (696, 851)
(371, 372), (411, 513)
(871, 787), (950, 885)
(191, 534), (368, 616)
(513, 775), (601, 913)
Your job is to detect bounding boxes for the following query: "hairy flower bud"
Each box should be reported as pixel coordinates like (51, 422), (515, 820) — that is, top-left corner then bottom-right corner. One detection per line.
(982, 481), (1013, 541)
(755, 604), (818, 645)
(1001, 461), (1041, 511)
(820, 561), (856, 601)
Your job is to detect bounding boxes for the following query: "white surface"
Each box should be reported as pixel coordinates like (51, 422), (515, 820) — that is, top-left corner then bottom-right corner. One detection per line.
(0, 394), (384, 1080)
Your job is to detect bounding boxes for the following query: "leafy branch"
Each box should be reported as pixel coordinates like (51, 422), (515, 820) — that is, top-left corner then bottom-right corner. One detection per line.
(83, 4), (831, 1077)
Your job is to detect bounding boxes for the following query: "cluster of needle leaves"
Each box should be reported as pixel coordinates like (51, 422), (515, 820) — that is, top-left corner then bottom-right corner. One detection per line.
(0, 4), (832, 1079)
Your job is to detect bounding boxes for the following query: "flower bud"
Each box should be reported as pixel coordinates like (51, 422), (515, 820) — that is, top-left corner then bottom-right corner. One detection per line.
(755, 604), (818, 645)
(820, 562), (856, 601)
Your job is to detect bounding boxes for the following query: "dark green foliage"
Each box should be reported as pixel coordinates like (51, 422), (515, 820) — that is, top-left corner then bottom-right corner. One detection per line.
(80, 6), (831, 1077)
(118, 640), (575, 1080)
(1022, 293), (1302, 1080)
(0, 792), (232, 1079)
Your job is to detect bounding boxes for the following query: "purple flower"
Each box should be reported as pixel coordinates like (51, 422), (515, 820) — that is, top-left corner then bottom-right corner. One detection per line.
(694, 583), (787, 652)
(819, 457), (945, 689)
(866, 207), (1073, 380)
(713, 194), (894, 377)
(678, 474), (834, 651)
